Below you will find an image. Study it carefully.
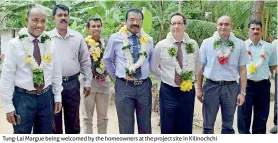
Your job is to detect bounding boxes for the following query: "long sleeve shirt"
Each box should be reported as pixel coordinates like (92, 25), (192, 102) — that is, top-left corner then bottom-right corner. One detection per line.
(49, 28), (92, 87)
(0, 33), (63, 113)
(103, 32), (154, 80)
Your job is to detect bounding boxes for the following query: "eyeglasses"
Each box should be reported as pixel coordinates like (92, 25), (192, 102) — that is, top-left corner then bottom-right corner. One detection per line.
(170, 22), (184, 26)
(127, 18), (142, 23)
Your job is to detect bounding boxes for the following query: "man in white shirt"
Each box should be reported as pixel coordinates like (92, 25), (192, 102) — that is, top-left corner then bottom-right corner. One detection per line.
(0, 7), (62, 134)
(151, 13), (201, 134)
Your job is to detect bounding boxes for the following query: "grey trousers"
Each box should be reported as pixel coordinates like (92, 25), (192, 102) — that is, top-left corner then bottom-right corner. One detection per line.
(202, 79), (239, 134)
(115, 77), (152, 134)
(81, 91), (111, 134)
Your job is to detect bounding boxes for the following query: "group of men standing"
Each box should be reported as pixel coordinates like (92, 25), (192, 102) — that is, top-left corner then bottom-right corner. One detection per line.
(0, 4), (277, 134)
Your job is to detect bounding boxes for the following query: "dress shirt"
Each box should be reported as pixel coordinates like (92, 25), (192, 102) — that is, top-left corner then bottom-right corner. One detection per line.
(103, 32), (154, 80)
(199, 32), (250, 81)
(151, 33), (201, 87)
(246, 39), (277, 81)
(0, 32), (63, 113)
(272, 39), (278, 67)
(49, 28), (92, 87)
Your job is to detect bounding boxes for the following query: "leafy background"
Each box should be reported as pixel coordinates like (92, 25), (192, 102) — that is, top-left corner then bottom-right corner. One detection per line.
(0, 0), (277, 46)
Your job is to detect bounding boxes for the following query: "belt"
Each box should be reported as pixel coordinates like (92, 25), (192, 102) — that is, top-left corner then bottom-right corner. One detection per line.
(207, 79), (236, 85)
(15, 86), (51, 95)
(247, 79), (269, 83)
(118, 77), (148, 86)
(63, 73), (80, 82)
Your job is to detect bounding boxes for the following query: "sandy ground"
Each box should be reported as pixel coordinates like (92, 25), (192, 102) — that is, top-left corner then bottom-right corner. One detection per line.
(0, 79), (276, 134)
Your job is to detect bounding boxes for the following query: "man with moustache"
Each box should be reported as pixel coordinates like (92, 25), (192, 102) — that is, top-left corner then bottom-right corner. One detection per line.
(0, 7), (62, 134)
(196, 15), (249, 134)
(103, 8), (154, 134)
(81, 17), (111, 134)
(237, 20), (277, 134)
(49, 4), (92, 134)
(151, 13), (201, 134)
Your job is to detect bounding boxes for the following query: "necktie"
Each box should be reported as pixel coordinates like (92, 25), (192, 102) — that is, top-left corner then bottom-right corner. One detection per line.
(33, 39), (41, 65)
(33, 39), (44, 90)
(131, 35), (142, 79)
(174, 42), (183, 85)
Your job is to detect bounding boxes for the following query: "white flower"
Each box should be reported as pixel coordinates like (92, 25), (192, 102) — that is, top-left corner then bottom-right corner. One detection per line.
(245, 41), (266, 68)
(96, 68), (104, 74)
(205, 12), (211, 19)
(166, 32), (196, 80)
(120, 26), (148, 75)
(20, 31), (52, 71)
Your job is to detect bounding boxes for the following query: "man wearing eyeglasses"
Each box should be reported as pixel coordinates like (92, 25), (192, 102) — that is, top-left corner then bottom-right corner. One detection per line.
(103, 8), (154, 134)
(196, 15), (249, 134)
(151, 13), (201, 134)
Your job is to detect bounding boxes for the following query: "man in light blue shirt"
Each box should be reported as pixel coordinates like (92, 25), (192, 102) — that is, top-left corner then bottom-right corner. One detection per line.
(103, 8), (153, 134)
(237, 20), (277, 134)
(196, 15), (249, 134)
(270, 39), (277, 134)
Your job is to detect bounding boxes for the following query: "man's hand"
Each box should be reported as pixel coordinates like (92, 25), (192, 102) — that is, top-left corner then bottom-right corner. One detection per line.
(93, 71), (99, 79)
(6, 111), (16, 125)
(54, 102), (62, 114)
(236, 94), (245, 106)
(196, 88), (203, 103)
(83, 87), (91, 98)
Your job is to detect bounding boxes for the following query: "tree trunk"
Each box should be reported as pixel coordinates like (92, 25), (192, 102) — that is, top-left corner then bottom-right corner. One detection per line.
(251, 1), (264, 21)
(178, 0), (182, 13)
(157, 0), (165, 43)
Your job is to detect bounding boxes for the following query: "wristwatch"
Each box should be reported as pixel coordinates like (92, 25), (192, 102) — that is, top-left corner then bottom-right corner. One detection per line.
(240, 92), (246, 96)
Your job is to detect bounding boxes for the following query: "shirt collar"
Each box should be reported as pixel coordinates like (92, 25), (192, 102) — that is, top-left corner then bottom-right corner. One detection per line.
(128, 32), (140, 38)
(27, 32), (42, 43)
(247, 39), (263, 46)
(52, 28), (75, 39)
(171, 33), (189, 44)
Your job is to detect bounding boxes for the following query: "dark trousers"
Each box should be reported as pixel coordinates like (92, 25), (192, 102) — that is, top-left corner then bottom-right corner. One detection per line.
(53, 78), (80, 134)
(202, 80), (238, 134)
(13, 88), (54, 134)
(115, 77), (152, 134)
(159, 82), (195, 134)
(274, 73), (277, 126)
(237, 79), (271, 134)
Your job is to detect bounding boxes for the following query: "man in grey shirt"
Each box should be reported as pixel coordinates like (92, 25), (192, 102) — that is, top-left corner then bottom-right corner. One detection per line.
(49, 4), (92, 134)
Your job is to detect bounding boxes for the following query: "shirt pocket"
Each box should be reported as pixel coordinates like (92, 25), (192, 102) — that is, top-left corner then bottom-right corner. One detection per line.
(72, 51), (78, 59)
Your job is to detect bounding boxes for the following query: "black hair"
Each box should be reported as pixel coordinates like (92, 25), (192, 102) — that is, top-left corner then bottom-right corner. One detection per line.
(125, 8), (144, 22)
(52, 4), (69, 16)
(248, 19), (262, 28)
(87, 17), (102, 27)
(170, 12), (186, 25)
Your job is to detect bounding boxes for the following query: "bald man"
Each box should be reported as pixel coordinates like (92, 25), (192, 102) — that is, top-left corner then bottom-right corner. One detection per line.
(0, 7), (62, 134)
(196, 15), (249, 134)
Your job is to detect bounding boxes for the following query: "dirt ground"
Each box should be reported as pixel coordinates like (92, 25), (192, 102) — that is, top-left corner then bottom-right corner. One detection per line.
(0, 79), (276, 134)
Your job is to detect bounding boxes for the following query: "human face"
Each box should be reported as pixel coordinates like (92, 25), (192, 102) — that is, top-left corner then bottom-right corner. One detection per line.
(87, 20), (102, 38)
(170, 15), (185, 35)
(126, 12), (143, 34)
(248, 24), (262, 41)
(53, 8), (69, 30)
(217, 16), (233, 38)
(25, 9), (46, 38)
